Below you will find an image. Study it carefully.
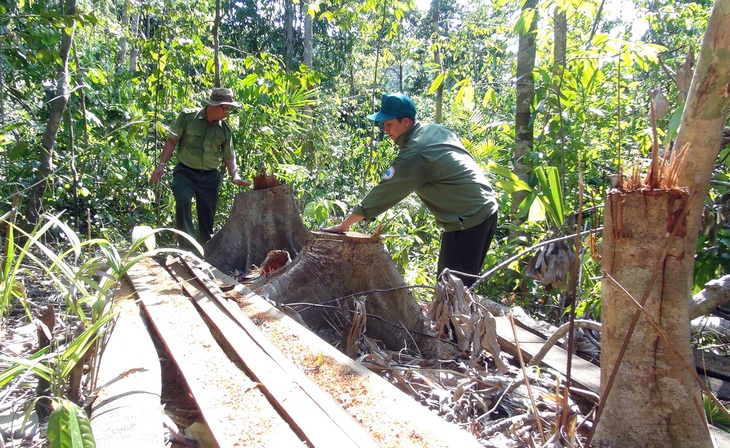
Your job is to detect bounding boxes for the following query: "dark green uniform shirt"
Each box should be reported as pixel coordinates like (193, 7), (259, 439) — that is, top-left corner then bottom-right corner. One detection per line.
(353, 122), (498, 232)
(167, 107), (235, 170)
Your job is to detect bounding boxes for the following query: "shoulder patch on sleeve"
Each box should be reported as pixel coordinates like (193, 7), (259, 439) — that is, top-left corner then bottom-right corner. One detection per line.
(381, 166), (396, 180)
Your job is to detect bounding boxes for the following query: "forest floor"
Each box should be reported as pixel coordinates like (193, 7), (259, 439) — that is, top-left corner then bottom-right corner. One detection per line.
(1, 259), (729, 448)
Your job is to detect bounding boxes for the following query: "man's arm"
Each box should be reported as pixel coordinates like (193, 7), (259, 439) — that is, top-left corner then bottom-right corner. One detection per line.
(321, 212), (364, 233)
(224, 157), (251, 187)
(150, 138), (178, 183)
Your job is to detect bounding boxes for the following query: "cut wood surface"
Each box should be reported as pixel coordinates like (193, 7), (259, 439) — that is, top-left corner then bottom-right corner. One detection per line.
(91, 288), (163, 448)
(493, 316), (600, 393)
(210, 268), (484, 448)
(165, 257), (380, 448)
(204, 185), (310, 273)
(252, 230), (449, 358)
(129, 258), (303, 447)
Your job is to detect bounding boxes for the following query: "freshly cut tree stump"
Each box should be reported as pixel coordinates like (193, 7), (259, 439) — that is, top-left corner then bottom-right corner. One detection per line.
(252, 230), (450, 358)
(204, 185), (309, 273)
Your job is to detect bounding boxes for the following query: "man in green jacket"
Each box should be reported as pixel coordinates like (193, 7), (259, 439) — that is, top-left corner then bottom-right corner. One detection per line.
(151, 87), (250, 251)
(323, 93), (498, 287)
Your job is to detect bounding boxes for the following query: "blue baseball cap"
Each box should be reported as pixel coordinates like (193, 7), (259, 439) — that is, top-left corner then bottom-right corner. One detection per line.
(367, 93), (417, 122)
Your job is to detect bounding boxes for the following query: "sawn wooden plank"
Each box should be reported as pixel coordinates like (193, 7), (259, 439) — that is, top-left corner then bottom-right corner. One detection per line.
(129, 258), (303, 448)
(494, 315), (600, 393)
(168, 258), (381, 448)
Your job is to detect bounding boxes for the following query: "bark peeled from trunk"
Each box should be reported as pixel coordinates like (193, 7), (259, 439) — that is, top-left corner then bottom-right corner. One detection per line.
(595, 190), (711, 447)
(251, 231), (450, 359)
(203, 186), (309, 274)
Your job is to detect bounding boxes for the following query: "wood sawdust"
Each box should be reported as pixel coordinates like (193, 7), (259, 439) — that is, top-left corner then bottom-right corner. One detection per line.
(241, 303), (463, 447)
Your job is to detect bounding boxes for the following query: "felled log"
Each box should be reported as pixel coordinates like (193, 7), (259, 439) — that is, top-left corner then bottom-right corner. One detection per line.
(203, 185), (309, 274)
(251, 231), (450, 358)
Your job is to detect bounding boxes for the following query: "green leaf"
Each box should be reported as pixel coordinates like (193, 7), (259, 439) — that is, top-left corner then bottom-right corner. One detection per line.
(131, 226), (156, 252)
(428, 72), (446, 95)
(488, 162), (531, 192)
(0, 348), (53, 388)
(48, 400), (96, 448)
(9, 142), (30, 161)
(513, 8), (536, 35)
(456, 82), (474, 110)
(666, 105), (684, 141)
(704, 394), (730, 432)
(482, 88), (496, 107)
(534, 166), (566, 228)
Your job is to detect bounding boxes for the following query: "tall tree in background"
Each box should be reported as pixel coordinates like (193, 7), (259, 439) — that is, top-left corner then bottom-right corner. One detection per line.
(594, 0), (730, 445)
(552, 6), (567, 180)
(431, 0), (443, 123)
(116, 0), (130, 69)
(27, 0), (77, 223)
(512, 0), (537, 225)
(214, 0), (222, 86)
(284, 0), (295, 71)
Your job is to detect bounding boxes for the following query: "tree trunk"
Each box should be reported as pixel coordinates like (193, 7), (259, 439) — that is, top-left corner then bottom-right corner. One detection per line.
(431, 0), (443, 124)
(511, 0), (537, 227)
(284, 0), (295, 72)
(301, 2), (314, 155)
(303, 2), (312, 68)
(129, 12), (139, 71)
(251, 231), (449, 359)
(675, 0), (730, 280)
(552, 7), (567, 180)
(203, 185), (449, 359)
(115, 0), (129, 68)
(594, 2), (730, 445)
(203, 185), (310, 274)
(27, 0), (76, 224)
(213, 0), (221, 87)
(596, 190), (710, 447)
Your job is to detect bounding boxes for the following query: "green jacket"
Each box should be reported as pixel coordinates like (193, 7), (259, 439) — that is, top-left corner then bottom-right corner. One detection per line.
(167, 107), (235, 170)
(353, 122), (498, 232)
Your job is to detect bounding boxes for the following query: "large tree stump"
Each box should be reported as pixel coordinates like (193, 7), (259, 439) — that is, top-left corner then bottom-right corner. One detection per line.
(251, 231), (450, 358)
(204, 185), (310, 273)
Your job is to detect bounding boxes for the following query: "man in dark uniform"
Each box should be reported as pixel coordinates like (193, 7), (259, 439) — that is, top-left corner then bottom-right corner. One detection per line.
(323, 93), (498, 286)
(150, 87), (250, 250)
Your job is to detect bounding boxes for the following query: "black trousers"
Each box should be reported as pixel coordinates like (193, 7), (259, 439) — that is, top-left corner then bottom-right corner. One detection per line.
(437, 212), (498, 287)
(171, 163), (222, 249)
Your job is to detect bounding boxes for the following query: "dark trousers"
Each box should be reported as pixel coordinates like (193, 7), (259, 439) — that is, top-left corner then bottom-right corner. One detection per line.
(437, 212), (498, 287)
(171, 163), (222, 249)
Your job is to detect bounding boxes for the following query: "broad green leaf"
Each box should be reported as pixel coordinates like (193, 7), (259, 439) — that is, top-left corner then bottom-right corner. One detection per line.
(456, 83), (475, 110)
(482, 88), (496, 107)
(131, 226), (156, 252)
(667, 105), (684, 141)
(488, 162), (531, 192)
(528, 195), (547, 223)
(48, 401), (95, 448)
(513, 8), (536, 35)
(428, 72), (446, 95)
(534, 166), (566, 228)
(9, 142), (30, 161)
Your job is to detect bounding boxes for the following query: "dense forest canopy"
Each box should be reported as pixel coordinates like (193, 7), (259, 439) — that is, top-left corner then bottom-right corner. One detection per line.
(0, 0), (726, 312)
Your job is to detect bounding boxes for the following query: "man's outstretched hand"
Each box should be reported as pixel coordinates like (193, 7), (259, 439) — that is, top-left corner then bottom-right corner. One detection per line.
(321, 224), (347, 233)
(231, 177), (251, 187)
